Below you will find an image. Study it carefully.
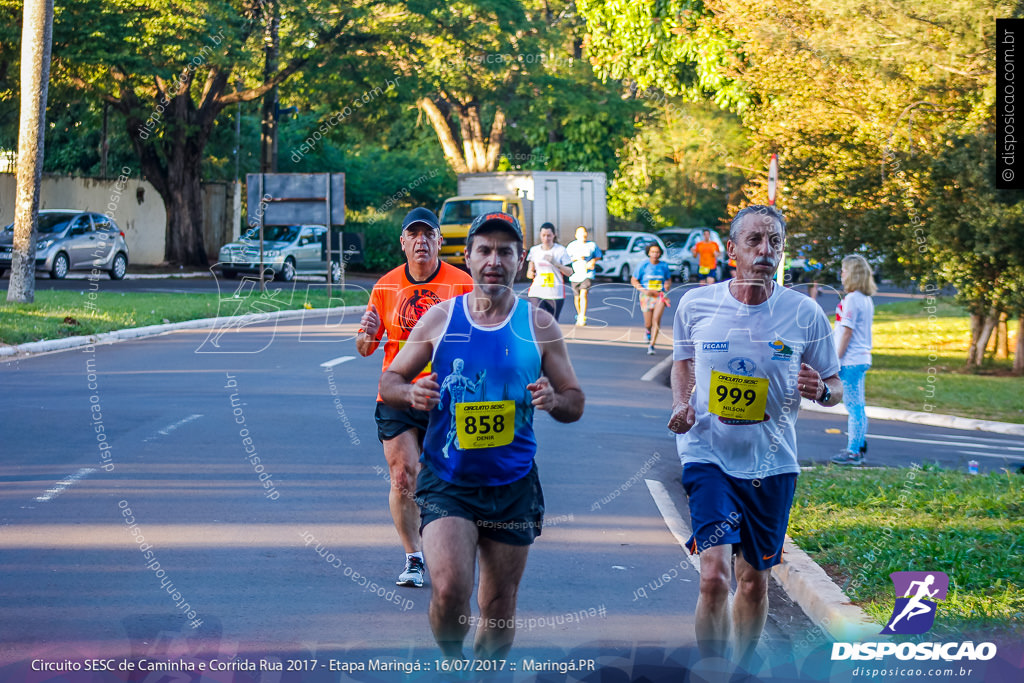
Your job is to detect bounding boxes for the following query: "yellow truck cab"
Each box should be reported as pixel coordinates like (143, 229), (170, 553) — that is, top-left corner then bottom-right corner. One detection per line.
(437, 194), (524, 266)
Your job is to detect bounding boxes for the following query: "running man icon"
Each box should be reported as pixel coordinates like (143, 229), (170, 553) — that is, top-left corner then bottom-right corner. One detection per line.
(881, 571), (949, 635)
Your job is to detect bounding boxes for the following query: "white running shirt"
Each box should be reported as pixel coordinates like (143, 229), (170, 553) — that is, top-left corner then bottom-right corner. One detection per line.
(672, 282), (840, 479)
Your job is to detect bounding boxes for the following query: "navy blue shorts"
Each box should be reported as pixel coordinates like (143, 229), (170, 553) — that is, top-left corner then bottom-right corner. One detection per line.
(681, 462), (797, 570)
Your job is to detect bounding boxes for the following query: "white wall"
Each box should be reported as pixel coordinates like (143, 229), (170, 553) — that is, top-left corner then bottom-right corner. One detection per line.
(0, 172), (166, 264)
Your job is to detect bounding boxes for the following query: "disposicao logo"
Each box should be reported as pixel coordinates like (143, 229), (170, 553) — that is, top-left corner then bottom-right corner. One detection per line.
(831, 570), (997, 663)
(882, 571), (948, 635)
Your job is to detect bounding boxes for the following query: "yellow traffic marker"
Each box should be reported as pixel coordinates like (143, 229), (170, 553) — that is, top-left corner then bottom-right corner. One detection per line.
(825, 428), (842, 434)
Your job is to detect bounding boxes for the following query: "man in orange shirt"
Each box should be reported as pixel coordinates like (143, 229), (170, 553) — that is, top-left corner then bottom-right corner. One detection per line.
(692, 229), (722, 285)
(356, 207), (473, 587)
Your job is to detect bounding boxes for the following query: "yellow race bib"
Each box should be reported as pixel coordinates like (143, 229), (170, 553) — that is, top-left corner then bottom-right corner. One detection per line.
(455, 401), (515, 449)
(537, 272), (556, 288)
(646, 279), (663, 292)
(708, 371), (769, 421)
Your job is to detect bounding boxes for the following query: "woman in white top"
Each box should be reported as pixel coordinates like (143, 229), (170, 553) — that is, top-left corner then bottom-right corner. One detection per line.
(526, 223), (572, 321)
(831, 255), (877, 465)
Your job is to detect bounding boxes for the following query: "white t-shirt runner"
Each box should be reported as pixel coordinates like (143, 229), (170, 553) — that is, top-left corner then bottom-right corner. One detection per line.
(673, 282), (840, 479)
(526, 243), (571, 300)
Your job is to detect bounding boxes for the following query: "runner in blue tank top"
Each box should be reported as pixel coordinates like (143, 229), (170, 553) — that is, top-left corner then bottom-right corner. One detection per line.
(380, 211), (584, 662)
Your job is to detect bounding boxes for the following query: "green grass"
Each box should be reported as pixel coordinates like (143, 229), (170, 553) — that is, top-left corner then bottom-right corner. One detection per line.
(865, 298), (1024, 423)
(790, 466), (1024, 637)
(0, 287), (368, 346)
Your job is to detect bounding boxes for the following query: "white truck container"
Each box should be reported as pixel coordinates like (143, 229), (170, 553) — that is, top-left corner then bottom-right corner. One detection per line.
(438, 171), (607, 265)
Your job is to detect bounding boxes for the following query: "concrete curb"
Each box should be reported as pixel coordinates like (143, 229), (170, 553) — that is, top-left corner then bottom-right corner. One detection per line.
(772, 537), (883, 642)
(0, 305), (366, 358)
(642, 356), (1024, 436)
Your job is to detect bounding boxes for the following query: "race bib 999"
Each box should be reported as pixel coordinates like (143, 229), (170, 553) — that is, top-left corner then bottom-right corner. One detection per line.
(708, 371), (769, 421)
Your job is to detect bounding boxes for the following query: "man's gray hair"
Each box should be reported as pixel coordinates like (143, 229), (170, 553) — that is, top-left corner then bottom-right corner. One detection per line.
(729, 205), (787, 242)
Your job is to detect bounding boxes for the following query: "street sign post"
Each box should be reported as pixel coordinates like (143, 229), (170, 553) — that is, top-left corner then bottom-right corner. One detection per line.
(768, 155), (785, 285)
(246, 173), (346, 294)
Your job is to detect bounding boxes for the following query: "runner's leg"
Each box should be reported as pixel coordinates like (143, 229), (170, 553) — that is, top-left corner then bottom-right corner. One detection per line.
(422, 516), (479, 658)
(651, 298), (667, 347)
(695, 544), (732, 659)
(383, 430), (422, 554)
(475, 537), (530, 659)
(732, 553), (770, 667)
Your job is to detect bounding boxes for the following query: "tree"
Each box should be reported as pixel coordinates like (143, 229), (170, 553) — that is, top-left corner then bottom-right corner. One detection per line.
(378, 0), (541, 175)
(580, 0), (1024, 367)
(47, 0), (376, 266)
(6, 0), (53, 304)
(606, 98), (747, 230)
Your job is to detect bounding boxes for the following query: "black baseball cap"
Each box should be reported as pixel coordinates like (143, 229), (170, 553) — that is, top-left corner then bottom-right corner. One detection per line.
(401, 207), (440, 233)
(467, 211), (523, 242)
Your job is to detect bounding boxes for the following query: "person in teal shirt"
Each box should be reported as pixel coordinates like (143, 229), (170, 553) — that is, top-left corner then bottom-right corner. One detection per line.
(631, 242), (672, 355)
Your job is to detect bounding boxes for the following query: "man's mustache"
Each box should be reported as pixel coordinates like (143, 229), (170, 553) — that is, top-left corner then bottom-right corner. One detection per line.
(753, 256), (776, 267)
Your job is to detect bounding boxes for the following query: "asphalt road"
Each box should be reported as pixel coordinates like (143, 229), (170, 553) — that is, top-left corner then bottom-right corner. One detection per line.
(1, 281), (1021, 682)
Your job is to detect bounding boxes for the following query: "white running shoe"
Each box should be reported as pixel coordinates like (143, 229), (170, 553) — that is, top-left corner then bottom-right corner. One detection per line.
(396, 556), (425, 587)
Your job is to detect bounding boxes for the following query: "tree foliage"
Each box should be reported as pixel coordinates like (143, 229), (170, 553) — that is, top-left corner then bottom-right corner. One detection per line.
(581, 0), (1024, 367)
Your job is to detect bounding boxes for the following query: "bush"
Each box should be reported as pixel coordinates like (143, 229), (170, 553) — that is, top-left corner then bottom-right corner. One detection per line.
(346, 212), (406, 273)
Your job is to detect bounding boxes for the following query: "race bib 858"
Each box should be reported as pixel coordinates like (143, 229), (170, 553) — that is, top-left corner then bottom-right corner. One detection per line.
(455, 401), (515, 449)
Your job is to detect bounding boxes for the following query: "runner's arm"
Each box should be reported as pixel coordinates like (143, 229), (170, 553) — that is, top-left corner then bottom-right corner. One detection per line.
(530, 308), (584, 423)
(379, 304), (447, 411)
(835, 326), (852, 360)
(356, 303), (382, 356)
(797, 363), (843, 406)
(668, 359), (696, 434)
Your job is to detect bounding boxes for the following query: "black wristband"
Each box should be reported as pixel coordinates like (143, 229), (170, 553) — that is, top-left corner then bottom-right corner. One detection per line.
(817, 382), (831, 404)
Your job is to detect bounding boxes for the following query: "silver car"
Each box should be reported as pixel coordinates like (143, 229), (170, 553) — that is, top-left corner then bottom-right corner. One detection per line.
(657, 227), (727, 281)
(0, 210), (129, 279)
(218, 224), (341, 282)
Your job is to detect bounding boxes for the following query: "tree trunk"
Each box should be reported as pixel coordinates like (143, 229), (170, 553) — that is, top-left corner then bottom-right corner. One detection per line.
(419, 96), (506, 175)
(6, 0), (53, 304)
(1014, 310), (1023, 375)
(419, 97), (470, 174)
(966, 310), (998, 367)
(152, 136), (209, 266)
(995, 311), (1010, 359)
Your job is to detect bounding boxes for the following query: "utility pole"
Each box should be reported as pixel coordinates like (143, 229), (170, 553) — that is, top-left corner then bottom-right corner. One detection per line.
(260, 0), (279, 173)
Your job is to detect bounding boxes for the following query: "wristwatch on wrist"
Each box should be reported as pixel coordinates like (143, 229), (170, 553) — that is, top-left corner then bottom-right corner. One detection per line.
(817, 382), (831, 404)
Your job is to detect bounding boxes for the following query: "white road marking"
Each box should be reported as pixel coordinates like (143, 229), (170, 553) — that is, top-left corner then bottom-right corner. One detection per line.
(586, 306), (610, 311)
(645, 479), (701, 572)
(35, 468), (96, 503)
(320, 355), (355, 369)
(868, 432), (1024, 452)
(641, 356), (673, 382)
(941, 433), (1024, 446)
(144, 414), (204, 442)
(955, 449), (1024, 462)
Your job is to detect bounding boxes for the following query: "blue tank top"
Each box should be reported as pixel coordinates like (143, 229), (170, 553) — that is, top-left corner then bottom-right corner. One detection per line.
(423, 295), (541, 486)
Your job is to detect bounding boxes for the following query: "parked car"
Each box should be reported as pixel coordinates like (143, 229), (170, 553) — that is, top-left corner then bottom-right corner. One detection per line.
(656, 227), (727, 281)
(594, 231), (669, 283)
(0, 209), (129, 279)
(218, 224), (342, 282)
